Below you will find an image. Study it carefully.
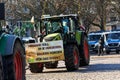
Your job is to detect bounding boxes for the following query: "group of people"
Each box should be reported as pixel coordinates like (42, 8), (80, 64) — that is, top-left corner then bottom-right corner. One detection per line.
(2, 25), (12, 34)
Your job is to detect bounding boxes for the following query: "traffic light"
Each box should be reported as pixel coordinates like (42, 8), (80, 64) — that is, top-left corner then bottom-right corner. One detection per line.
(0, 3), (5, 20)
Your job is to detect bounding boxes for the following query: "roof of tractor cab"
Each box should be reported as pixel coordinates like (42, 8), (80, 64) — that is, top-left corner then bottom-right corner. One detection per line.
(41, 14), (78, 19)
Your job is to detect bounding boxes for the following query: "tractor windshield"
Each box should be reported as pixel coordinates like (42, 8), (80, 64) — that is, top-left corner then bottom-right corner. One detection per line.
(41, 18), (70, 34)
(47, 20), (62, 33)
(41, 16), (78, 35)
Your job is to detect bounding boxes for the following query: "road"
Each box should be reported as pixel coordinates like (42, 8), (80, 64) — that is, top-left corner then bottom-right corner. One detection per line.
(26, 54), (120, 80)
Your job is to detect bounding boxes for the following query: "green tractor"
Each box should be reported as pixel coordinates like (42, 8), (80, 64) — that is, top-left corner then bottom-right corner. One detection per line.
(0, 3), (26, 80)
(26, 14), (90, 73)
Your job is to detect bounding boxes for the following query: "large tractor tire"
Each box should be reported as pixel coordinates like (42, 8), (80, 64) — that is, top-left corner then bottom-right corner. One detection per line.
(79, 35), (90, 66)
(0, 55), (3, 80)
(64, 45), (79, 71)
(2, 40), (26, 80)
(45, 61), (58, 69)
(29, 63), (43, 73)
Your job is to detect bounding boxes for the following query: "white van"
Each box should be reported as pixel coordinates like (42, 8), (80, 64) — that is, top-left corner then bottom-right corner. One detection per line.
(88, 31), (110, 53)
(105, 30), (120, 54)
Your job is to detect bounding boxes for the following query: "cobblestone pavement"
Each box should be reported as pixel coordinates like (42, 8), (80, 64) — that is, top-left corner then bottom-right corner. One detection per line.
(26, 54), (120, 80)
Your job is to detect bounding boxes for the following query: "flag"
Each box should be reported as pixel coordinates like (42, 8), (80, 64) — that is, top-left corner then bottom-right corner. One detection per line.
(31, 16), (34, 24)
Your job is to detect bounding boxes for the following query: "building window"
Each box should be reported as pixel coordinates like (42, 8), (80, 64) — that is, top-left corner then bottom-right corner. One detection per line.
(110, 17), (116, 21)
(112, 25), (116, 30)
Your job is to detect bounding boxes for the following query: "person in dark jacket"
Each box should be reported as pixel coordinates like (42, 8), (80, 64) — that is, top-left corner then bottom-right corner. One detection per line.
(98, 35), (104, 56)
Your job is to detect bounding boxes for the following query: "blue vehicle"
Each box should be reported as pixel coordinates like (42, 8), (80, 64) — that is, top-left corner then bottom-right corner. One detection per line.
(88, 31), (110, 53)
(105, 31), (120, 54)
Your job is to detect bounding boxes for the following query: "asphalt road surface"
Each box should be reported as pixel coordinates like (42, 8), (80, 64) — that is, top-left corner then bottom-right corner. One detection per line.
(26, 54), (120, 80)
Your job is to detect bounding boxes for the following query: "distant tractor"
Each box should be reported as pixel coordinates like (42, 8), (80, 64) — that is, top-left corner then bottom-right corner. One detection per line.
(26, 14), (90, 73)
(0, 3), (26, 80)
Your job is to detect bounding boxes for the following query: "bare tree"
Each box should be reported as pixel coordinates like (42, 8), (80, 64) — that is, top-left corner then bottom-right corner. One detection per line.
(91, 0), (110, 30)
(79, 0), (118, 31)
(4, 0), (120, 32)
(110, 0), (120, 15)
(77, 0), (98, 32)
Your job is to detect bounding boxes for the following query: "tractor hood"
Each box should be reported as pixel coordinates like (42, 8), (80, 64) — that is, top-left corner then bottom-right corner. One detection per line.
(43, 33), (62, 41)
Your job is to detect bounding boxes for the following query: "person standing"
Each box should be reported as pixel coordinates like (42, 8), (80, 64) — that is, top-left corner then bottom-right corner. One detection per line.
(63, 22), (69, 34)
(98, 35), (104, 56)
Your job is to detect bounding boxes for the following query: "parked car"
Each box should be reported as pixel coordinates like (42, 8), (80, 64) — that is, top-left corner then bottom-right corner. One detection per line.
(105, 30), (120, 54)
(88, 31), (110, 53)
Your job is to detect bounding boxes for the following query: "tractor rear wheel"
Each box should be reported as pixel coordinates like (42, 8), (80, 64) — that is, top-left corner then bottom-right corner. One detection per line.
(29, 63), (43, 73)
(79, 36), (90, 66)
(2, 40), (25, 80)
(45, 61), (58, 69)
(64, 45), (79, 71)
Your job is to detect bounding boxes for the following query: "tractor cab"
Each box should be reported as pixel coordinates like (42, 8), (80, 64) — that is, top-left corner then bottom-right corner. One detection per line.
(40, 14), (79, 43)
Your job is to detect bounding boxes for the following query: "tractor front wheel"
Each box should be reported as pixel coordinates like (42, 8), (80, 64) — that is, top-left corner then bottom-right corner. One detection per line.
(64, 45), (79, 71)
(29, 63), (43, 73)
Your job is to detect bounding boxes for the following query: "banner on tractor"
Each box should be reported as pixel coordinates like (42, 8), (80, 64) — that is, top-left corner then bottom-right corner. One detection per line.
(25, 40), (64, 63)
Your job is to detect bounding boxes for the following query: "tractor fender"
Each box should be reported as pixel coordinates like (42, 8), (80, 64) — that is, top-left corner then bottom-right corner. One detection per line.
(0, 34), (24, 56)
(75, 30), (83, 45)
(75, 31), (87, 46)
(81, 31), (88, 42)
